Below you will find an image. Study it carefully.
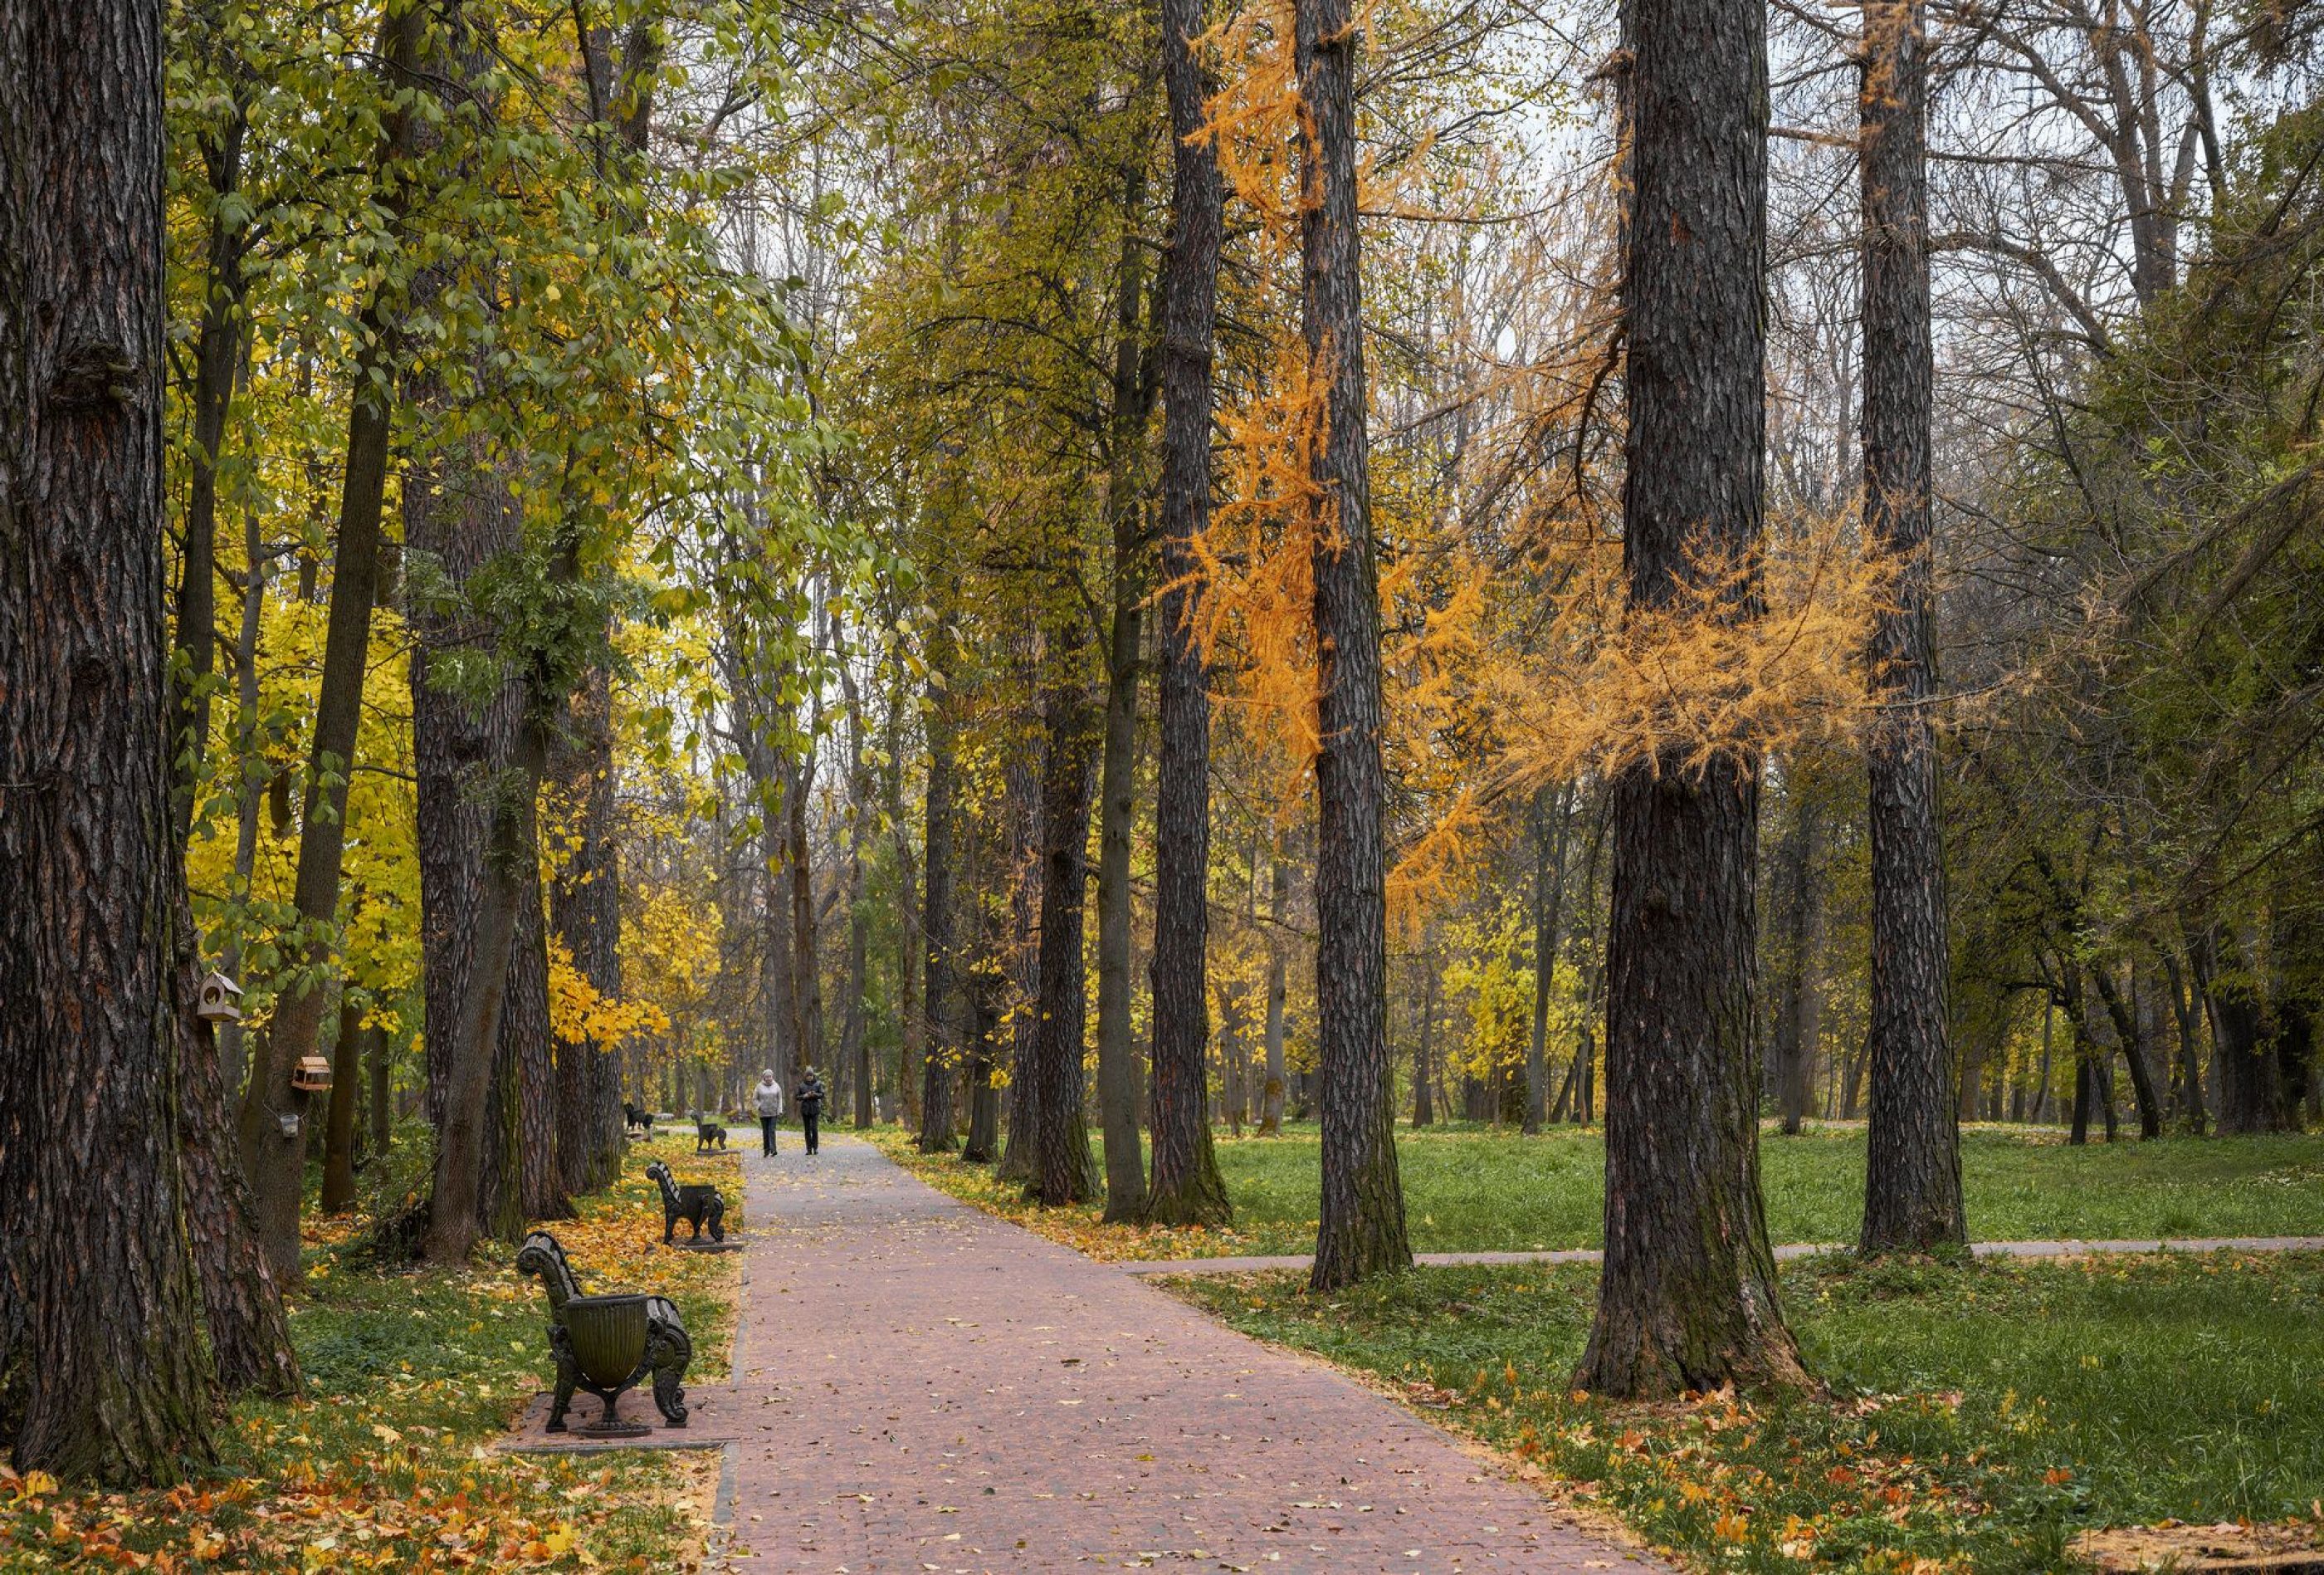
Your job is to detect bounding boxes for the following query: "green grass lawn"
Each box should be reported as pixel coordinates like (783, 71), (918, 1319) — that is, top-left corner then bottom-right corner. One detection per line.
(1169, 1250), (2324, 1572)
(0, 1133), (736, 1572)
(1133, 1123), (2324, 1257)
(872, 1123), (2324, 1263)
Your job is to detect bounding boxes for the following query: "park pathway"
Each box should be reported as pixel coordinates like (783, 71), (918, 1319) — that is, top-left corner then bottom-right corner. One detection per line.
(722, 1135), (1666, 1573)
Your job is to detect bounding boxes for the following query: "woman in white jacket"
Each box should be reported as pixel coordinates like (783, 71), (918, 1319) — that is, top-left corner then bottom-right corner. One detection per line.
(753, 1069), (784, 1157)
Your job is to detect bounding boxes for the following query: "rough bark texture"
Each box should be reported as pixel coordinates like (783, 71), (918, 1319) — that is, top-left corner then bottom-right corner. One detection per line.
(406, 304), (567, 1244)
(423, 718), (544, 1263)
(1144, 0), (1233, 1229)
(0, 0), (222, 1479)
(409, 457), (536, 1247)
(1577, 0), (1805, 1396)
(1858, 0), (1965, 1257)
(172, 948), (300, 1398)
(1297, 0), (1410, 1291)
(502, 888), (564, 1227)
(549, 662), (625, 1195)
(1024, 678), (1102, 1206)
(1095, 160), (1153, 1220)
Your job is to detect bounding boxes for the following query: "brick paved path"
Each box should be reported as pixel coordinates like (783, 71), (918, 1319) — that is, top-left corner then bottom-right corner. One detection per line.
(723, 1137), (1667, 1573)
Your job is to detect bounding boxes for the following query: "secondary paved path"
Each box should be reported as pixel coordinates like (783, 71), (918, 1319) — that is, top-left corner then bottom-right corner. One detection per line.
(722, 1136), (1666, 1573)
(1118, 1235), (2324, 1277)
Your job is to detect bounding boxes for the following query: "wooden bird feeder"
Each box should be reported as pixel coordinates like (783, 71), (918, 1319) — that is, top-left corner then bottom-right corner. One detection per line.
(196, 971), (243, 1024)
(291, 1054), (334, 1093)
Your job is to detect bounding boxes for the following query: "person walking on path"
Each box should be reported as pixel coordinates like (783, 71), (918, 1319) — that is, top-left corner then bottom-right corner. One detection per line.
(753, 1068), (784, 1157)
(794, 1067), (827, 1156)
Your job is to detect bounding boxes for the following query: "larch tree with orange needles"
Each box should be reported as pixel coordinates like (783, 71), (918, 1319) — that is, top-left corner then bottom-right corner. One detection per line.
(1298, 0), (1412, 1291)
(1574, 0), (1807, 1395)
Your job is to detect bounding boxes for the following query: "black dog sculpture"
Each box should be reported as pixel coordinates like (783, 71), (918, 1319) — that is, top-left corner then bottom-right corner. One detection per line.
(645, 1160), (726, 1244)
(622, 1101), (653, 1138)
(694, 1118), (727, 1153)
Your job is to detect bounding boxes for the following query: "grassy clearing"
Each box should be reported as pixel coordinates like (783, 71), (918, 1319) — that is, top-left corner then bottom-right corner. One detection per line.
(872, 1123), (2324, 1260)
(1168, 1251), (2324, 1573)
(0, 1134), (740, 1573)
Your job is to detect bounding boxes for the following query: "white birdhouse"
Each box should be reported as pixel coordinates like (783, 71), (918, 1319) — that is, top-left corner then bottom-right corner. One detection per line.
(197, 971), (243, 1024)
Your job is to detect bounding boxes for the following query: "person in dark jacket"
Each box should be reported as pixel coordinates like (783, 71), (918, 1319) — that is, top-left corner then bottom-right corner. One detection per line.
(794, 1068), (827, 1156)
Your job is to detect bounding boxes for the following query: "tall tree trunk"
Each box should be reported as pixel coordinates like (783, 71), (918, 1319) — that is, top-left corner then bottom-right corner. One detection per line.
(424, 717), (546, 1263)
(2090, 963), (2163, 1139)
(2159, 944), (2203, 1132)
(838, 614), (873, 1128)
(1297, 0), (1410, 1291)
(918, 681), (959, 1152)
(1260, 844), (1290, 1133)
(1772, 774), (1822, 1135)
(411, 442), (559, 1245)
(1577, 0), (1804, 1395)
(369, 1016), (393, 1154)
(164, 136), (300, 1399)
(1145, 0), (1232, 1226)
(764, 777), (798, 1085)
(504, 886), (565, 1225)
(169, 99), (251, 840)
(1025, 675), (1102, 1205)
(1096, 161), (1154, 1221)
(998, 695), (1046, 1181)
(549, 7), (655, 1193)
(1418, 946), (1440, 1124)
(215, 504), (272, 1097)
(321, 997), (364, 1212)
(237, 1), (434, 1281)
(887, 676), (923, 1129)
(237, 344), (392, 1272)
(961, 817), (1002, 1163)
(787, 726), (823, 1080)
(1524, 785), (1575, 1135)
(1858, 0), (1965, 1256)
(963, 976), (1003, 1162)
(0, 0), (223, 1477)
(2200, 930), (2284, 1133)
(549, 660), (624, 1194)
(1413, 951), (1437, 1126)
(173, 946), (300, 1398)
(2070, 1043), (2094, 1146)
